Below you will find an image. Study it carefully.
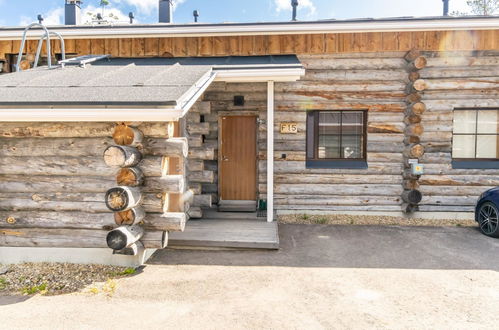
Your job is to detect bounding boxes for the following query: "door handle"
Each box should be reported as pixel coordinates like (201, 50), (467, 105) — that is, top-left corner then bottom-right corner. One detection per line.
(222, 156), (229, 161)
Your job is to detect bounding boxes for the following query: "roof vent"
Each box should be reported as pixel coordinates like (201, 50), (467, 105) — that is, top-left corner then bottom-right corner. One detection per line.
(442, 0), (450, 16)
(193, 10), (199, 23)
(65, 0), (82, 25)
(291, 0), (299, 21)
(59, 55), (110, 68)
(159, 0), (173, 23)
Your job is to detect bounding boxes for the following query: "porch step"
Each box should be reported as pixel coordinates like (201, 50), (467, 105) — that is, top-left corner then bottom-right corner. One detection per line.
(202, 209), (261, 220)
(168, 219), (279, 249)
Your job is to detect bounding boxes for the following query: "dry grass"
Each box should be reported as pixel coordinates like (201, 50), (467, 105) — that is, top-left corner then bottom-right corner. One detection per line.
(279, 214), (477, 227)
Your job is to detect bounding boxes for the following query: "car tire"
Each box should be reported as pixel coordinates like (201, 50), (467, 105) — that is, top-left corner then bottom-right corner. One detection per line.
(477, 202), (499, 238)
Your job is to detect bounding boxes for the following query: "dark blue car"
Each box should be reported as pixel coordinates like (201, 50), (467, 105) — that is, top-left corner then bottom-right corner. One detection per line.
(476, 187), (499, 238)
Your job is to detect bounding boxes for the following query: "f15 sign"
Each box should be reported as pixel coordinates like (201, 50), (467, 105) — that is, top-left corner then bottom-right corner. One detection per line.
(280, 122), (298, 134)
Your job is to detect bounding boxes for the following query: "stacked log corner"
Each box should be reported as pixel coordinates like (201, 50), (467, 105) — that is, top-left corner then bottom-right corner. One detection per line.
(185, 101), (216, 219)
(104, 123), (146, 253)
(402, 50), (426, 213)
(103, 123), (188, 253)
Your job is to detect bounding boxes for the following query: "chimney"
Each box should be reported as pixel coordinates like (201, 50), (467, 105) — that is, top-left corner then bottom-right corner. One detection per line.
(442, 0), (449, 16)
(159, 0), (173, 23)
(65, 0), (82, 25)
(291, 0), (299, 21)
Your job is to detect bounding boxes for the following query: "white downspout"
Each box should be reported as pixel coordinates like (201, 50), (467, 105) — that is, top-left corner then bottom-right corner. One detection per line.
(267, 81), (274, 222)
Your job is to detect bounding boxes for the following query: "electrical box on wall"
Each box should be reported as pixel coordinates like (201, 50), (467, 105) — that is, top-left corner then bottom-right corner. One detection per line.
(411, 163), (424, 176)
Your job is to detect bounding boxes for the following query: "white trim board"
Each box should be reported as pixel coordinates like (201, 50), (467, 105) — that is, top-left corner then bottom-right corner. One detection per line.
(0, 17), (497, 40)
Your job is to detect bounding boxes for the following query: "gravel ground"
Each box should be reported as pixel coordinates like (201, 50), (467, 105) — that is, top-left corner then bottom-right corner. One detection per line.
(0, 263), (134, 296)
(279, 214), (477, 227)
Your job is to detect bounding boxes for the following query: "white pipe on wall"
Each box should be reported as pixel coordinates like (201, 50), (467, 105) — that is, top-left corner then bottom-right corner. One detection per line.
(267, 81), (275, 222)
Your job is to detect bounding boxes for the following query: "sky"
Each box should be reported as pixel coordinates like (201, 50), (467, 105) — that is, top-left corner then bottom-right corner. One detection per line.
(0, 0), (477, 27)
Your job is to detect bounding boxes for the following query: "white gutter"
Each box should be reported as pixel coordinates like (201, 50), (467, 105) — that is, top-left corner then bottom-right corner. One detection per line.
(0, 17), (497, 40)
(214, 68), (305, 82)
(0, 107), (183, 122)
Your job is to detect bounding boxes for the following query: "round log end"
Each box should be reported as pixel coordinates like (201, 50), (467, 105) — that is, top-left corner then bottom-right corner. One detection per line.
(408, 144), (425, 158)
(115, 210), (134, 226)
(413, 56), (427, 70)
(408, 71), (420, 82)
(406, 93), (422, 104)
(104, 146), (126, 167)
(107, 229), (129, 250)
(411, 102), (427, 115)
(402, 189), (423, 204)
(117, 167), (144, 186)
(105, 187), (129, 212)
(413, 79), (427, 91)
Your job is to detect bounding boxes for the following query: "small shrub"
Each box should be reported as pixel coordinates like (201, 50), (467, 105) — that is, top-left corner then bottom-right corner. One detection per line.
(21, 283), (47, 295)
(301, 214), (310, 221)
(0, 277), (8, 290)
(316, 217), (328, 225)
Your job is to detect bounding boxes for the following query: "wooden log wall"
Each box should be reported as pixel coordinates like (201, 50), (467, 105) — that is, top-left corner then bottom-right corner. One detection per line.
(185, 101), (216, 218)
(0, 122), (187, 248)
(417, 51), (499, 213)
(190, 51), (499, 214)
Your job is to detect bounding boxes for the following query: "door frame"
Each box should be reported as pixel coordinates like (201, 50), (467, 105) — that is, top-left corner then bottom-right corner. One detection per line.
(217, 111), (260, 204)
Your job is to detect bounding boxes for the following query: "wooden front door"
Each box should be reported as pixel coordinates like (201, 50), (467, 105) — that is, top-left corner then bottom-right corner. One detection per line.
(219, 115), (257, 205)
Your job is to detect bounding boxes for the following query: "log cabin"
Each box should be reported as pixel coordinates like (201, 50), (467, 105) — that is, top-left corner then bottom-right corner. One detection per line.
(0, 0), (498, 265)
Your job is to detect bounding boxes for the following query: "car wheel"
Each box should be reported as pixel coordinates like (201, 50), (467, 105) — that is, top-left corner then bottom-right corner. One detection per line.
(477, 202), (499, 238)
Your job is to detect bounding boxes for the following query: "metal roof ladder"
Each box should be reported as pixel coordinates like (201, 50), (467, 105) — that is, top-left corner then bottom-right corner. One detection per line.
(16, 23), (66, 72)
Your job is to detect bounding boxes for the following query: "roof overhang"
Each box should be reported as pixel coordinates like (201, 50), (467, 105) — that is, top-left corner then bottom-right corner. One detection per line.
(0, 58), (305, 122)
(0, 16), (497, 40)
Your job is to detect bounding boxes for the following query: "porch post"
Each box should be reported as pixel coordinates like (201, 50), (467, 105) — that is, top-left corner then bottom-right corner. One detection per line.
(267, 81), (274, 222)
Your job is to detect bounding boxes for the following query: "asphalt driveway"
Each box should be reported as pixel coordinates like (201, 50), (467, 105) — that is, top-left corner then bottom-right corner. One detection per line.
(1, 224), (499, 329)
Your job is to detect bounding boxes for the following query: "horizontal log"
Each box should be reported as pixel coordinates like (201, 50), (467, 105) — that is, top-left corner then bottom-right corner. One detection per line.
(188, 147), (215, 160)
(274, 195), (401, 206)
(188, 135), (203, 148)
(0, 122), (169, 138)
(144, 137), (188, 157)
(0, 137), (113, 157)
(188, 171), (215, 183)
(193, 194), (212, 208)
(262, 161), (404, 175)
(302, 57), (406, 70)
(188, 206), (202, 219)
(0, 192), (164, 213)
(419, 77), (499, 90)
(189, 183), (202, 195)
(273, 184), (403, 196)
(0, 227), (166, 249)
(187, 123), (210, 135)
(140, 231), (168, 249)
(190, 101), (211, 114)
(187, 159), (204, 172)
(144, 175), (185, 193)
(273, 174), (403, 185)
(143, 212), (187, 232)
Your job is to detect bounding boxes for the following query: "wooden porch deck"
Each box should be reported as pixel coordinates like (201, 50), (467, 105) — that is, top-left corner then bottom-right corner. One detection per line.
(168, 210), (279, 249)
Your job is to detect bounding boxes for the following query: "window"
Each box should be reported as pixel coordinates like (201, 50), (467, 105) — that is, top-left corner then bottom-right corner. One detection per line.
(306, 110), (367, 168)
(452, 109), (499, 169)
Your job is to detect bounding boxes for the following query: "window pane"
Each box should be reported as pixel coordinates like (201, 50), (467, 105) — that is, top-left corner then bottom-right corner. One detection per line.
(476, 135), (499, 158)
(453, 135), (476, 158)
(318, 112), (340, 135)
(342, 135), (363, 159)
(342, 112), (363, 135)
(318, 135), (340, 159)
(477, 110), (499, 134)
(453, 110), (476, 134)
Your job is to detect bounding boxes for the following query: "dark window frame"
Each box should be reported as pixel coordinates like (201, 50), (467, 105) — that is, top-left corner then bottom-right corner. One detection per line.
(452, 108), (499, 169)
(306, 110), (368, 169)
